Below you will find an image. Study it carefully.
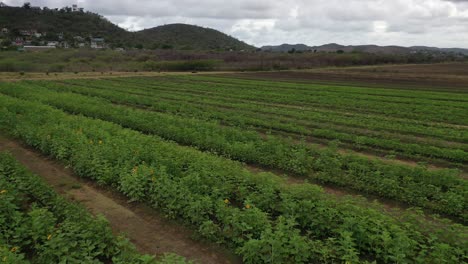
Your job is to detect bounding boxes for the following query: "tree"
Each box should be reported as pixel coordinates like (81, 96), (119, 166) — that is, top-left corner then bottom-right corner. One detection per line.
(1, 39), (11, 48)
(135, 43), (143, 50)
(22, 2), (31, 9)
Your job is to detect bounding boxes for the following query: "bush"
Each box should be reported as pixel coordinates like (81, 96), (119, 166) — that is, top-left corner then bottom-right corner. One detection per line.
(48, 63), (66, 72)
(142, 60), (219, 72)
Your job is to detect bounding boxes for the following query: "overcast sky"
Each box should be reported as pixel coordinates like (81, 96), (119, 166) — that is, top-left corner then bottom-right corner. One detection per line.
(4, 0), (468, 48)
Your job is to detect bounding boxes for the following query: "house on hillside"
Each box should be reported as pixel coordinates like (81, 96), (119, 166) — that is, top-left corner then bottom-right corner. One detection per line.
(14, 38), (24, 46)
(19, 29), (38, 36)
(1, 28), (8, 34)
(72, 4), (84, 12)
(47, 41), (59, 47)
(90, 37), (105, 49)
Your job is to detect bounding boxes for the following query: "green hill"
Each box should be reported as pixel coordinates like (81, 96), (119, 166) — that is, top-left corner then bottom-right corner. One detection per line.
(136, 24), (254, 51)
(0, 6), (129, 44)
(0, 5), (255, 51)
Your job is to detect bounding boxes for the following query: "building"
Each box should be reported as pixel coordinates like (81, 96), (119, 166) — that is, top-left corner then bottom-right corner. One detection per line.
(47, 41), (59, 47)
(0, 2), (8, 8)
(72, 4), (83, 12)
(90, 37), (105, 49)
(1, 28), (8, 34)
(19, 29), (38, 36)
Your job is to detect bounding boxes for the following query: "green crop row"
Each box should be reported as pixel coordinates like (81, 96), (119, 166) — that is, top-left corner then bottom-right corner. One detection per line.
(37, 80), (468, 163)
(0, 94), (466, 263)
(1, 82), (466, 220)
(64, 77), (468, 144)
(0, 152), (189, 264)
(166, 75), (468, 103)
(97, 76), (468, 139)
(106, 75), (468, 125)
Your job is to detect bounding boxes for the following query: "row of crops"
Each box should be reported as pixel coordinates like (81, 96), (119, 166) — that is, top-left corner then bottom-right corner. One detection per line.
(0, 152), (188, 263)
(0, 84), (466, 263)
(0, 81), (466, 220)
(34, 77), (468, 165)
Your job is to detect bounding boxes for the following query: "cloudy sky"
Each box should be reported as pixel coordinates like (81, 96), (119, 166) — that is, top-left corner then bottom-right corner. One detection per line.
(4, 0), (468, 48)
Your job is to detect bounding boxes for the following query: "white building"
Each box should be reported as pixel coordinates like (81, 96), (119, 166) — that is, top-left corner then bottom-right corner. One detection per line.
(47, 41), (59, 47)
(90, 38), (105, 49)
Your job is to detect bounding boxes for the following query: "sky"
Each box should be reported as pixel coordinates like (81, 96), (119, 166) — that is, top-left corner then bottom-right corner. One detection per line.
(4, 0), (468, 48)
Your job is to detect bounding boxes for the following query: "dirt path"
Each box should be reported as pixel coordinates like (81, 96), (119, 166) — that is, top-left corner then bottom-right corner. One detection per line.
(0, 135), (240, 264)
(0, 71), (236, 82)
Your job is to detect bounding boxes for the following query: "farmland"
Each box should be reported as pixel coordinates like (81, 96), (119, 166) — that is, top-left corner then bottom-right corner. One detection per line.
(0, 66), (467, 263)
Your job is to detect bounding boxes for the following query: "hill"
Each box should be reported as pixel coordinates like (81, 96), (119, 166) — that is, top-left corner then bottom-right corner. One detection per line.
(136, 24), (254, 51)
(0, 5), (254, 51)
(261, 43), (468, 55)
(0, 6), (130, 44)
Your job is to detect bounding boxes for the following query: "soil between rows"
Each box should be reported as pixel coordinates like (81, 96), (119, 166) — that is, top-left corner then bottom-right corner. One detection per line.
(0, 135), (240, 264)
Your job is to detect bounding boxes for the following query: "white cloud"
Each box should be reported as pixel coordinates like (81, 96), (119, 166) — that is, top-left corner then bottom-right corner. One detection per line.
(3, 0), (468, 48)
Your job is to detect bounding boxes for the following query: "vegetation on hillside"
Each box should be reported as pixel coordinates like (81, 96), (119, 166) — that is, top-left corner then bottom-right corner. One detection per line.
(0, 6), (253, 50)
(1, 48), (465, 73)
(135, 24), (254, 51)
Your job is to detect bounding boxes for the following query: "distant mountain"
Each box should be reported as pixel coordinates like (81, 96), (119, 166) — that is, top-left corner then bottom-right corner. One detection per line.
(0, 5), (254, 51)
(261, 43), (468, 55)
(136, 24), (254, 51)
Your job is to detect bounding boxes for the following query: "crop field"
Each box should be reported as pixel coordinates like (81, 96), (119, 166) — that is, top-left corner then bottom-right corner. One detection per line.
(0, 70), (467, 263)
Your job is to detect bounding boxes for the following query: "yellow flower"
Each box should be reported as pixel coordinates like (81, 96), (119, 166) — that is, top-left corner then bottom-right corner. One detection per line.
(47, 234), (52, 240)
(224, 199), (230, 204)
(10, 247), (17, 253)
(245, 204), (251, 209)
(89, 140), (93, 144)
(98, 140), (103, 145)
(151, 177), (156, 182)
(0, 190), (6, 194)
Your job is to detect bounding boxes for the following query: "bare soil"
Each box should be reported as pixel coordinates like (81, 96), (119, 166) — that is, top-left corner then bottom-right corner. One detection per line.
(0, 71), (234, 82)
(232, 63), (468, 92)
(0, 135), (240, 264)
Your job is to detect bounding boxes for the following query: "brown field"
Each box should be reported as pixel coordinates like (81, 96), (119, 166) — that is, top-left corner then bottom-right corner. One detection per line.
(233, 62), (468, 92)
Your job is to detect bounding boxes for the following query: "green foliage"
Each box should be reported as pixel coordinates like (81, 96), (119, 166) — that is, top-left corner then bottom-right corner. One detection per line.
(143, 60), (219, 71)
(0, 7), (254, 51)
(0, 93), (465, 263)
(0, 152), (190, 263)
(3, 79), (465, 219)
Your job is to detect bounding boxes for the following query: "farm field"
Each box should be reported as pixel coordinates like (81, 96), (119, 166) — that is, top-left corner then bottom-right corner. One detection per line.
(0, 151), (189, 263)
(239, 62), (468, 92)
(0, 66), (467, 263)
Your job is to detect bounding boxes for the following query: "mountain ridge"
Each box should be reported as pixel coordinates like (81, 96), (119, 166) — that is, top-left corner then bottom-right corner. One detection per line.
(0, 5), (254, 50)
(261, 43), (468, 55)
